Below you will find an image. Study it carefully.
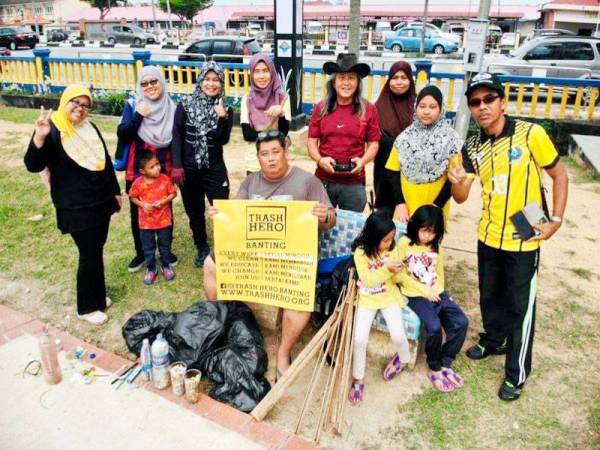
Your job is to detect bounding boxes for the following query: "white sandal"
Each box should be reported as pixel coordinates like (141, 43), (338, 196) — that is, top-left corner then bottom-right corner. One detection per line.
(77, 310), (108, 325)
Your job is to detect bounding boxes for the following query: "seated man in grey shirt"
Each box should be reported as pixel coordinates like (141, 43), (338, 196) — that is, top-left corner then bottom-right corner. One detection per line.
(203, 130), (336, 380)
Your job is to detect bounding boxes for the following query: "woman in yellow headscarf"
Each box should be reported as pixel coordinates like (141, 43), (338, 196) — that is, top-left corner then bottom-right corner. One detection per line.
(24, 85), (122, 326)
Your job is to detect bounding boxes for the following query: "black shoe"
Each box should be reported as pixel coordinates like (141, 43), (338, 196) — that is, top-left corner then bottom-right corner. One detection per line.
(169, 254), (179, 267)
(194, 247), (211, 268)
(498, 379), (522, 401)
(465, 343), (507, 360)
(127, 255), (146, 273)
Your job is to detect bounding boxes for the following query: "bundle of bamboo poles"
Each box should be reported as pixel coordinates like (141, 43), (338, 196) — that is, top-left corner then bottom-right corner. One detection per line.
(251, 272), (358, 443)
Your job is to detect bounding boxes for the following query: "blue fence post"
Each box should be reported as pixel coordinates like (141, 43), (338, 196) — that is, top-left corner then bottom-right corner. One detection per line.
(33, 48), (51, 83)
(414, 59), (433, 85)
(132, 50), (151, 81)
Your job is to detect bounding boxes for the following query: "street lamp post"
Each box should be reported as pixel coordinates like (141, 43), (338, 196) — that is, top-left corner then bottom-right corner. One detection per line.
(166, 0), (173, 32)
(454, 0), (493, 140)
(150, 0), (158, 35)
(419, 0), (429, 55)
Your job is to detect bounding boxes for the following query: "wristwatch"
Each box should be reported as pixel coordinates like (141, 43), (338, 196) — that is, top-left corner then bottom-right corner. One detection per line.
(550, 215), (563, 224)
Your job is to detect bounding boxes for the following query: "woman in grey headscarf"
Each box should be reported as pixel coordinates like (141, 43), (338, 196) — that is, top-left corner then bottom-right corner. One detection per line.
(171, 61), (233, 267)
(117, 65), (177, 272)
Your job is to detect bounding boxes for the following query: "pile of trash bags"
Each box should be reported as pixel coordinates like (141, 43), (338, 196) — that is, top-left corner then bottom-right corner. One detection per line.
(122, 301), (270, 412)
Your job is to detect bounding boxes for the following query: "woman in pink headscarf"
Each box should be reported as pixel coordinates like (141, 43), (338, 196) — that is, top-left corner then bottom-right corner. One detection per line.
(241, 53), (291, 174)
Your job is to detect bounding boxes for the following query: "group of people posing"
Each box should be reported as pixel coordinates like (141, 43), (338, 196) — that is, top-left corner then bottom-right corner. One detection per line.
(25, 51), (568, 403)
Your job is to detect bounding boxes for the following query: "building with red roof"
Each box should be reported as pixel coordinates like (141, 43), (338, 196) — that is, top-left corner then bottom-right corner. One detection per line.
(540, 0), (600, 35)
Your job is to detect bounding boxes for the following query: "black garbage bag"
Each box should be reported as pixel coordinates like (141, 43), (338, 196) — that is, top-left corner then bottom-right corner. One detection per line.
(121, 310), (176, 355)
(202, 302), (270, 411)
(122, 301), (270, 412)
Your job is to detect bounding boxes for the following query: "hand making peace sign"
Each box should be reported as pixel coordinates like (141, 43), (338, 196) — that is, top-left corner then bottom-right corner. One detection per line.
(33, 106), (53, 149)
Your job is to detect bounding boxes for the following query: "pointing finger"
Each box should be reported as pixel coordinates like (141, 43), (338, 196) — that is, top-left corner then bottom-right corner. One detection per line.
(39, 105), (45, 119)
(45, 108), (53, 120)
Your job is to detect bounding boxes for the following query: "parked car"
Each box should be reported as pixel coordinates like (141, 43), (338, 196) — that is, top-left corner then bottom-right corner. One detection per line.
(306, 21), (324, 35)
(499, 32), (518, 48)
(442, 22), (466, 37)
(87, 23), (156, 45)
(254, 30), (274, 44)
(485, 36), (600, 79)
(177, 36), (261, 84)
(0, 27), (39, 50)
(373, 21), (392, 43)
(530, 28), (576, 40)
(396, 22), (462, 45)
(385, 27), (459, 54)
(179, 36), (261, 63)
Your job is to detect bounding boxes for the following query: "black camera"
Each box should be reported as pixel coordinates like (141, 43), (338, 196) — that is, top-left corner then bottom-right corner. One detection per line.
(334, 161), (356, 172)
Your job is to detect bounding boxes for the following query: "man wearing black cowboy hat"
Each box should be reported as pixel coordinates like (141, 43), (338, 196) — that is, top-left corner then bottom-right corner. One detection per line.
(308, 53), (380, 213)
(448, 72), (569, 401)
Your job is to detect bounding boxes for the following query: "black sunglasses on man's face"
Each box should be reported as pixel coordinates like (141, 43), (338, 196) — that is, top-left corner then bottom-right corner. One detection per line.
(468, 94), (501, 108)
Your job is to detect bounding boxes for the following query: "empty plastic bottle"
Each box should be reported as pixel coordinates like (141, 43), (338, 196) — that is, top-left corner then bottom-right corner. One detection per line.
(39, 325), (62, 385)
(140, 338), (152, 381)
(151, 333), (170, 389)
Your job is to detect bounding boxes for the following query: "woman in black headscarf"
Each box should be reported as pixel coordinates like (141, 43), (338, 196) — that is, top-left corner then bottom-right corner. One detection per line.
(374, 61), (416, 211)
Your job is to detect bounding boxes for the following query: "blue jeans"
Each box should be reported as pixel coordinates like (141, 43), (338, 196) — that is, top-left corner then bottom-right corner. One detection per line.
(407, 292), (469, 371)
(140, 227), (175, 271)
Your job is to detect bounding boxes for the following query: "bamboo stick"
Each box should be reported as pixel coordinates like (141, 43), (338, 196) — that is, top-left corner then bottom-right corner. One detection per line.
(295, 302), (345, 432)
(251, 289), (346, 421)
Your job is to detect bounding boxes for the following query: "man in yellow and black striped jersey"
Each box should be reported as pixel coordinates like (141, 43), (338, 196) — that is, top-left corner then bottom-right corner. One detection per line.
(448, 72), (569, 401)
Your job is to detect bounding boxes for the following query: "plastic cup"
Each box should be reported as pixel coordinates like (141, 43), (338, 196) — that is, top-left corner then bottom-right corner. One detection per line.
(169, 362), (187, 396)
(184, 369), (202, 403)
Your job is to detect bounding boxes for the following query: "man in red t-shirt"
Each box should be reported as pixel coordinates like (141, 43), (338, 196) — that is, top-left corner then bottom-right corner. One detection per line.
(129, 150), (178, 285)
(308, 53), (380, 212)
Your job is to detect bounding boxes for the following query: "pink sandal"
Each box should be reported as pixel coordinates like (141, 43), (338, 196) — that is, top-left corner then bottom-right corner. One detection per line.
(348, 382), (364, 405)
(442, 368), (464, 388)
(429, 371), (455, 393)
(383, 353), (404, 381)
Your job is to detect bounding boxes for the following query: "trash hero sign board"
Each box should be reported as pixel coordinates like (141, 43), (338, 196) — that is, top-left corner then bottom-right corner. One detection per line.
(213, 199), (318, 312)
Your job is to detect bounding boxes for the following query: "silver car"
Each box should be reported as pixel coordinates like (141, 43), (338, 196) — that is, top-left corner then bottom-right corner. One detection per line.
(485, 36), (600, 79)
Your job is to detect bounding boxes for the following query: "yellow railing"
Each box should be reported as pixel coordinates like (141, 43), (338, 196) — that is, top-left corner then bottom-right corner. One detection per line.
(1, 54), (599, 123)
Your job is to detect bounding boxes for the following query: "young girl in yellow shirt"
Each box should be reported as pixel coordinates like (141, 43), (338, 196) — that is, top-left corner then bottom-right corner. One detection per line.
(398, 205), (469, 393)
(349, 210), (411, 405)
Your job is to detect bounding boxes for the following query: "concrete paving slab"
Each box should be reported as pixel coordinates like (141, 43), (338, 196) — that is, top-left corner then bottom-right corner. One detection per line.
(0, 335), (265, 450)
(572, 134), (600, 175)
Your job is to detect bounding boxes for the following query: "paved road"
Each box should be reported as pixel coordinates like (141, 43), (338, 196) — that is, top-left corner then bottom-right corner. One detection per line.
(11, 45), (464, 73)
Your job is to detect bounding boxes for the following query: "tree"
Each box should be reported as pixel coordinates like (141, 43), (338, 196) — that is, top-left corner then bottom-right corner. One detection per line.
(348, 0), (360, 54)
(89, 0), (112, 20)
(158, 0), (213, 22)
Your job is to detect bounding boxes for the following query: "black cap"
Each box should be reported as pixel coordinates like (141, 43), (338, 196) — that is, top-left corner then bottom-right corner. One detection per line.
(465, 72), (504, 98)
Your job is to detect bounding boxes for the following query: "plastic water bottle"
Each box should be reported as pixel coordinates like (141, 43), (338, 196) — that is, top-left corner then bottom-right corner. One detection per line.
(39, 325), (62, 385)
(140, 338), (152, 381)
(151, 333), (170, 389)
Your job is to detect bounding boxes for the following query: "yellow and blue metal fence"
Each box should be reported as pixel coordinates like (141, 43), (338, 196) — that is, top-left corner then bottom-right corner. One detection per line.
(1, 48), (599, 122)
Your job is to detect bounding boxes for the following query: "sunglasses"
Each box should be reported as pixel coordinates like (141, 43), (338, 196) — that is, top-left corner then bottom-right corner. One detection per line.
(468, 94), (501, 108)
(140, 78), (159, 88)
(70, 99), (91, 111)
(257, 130), (284, 141)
